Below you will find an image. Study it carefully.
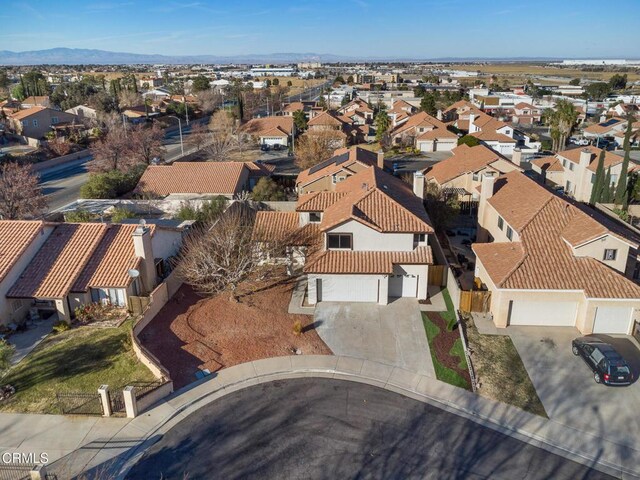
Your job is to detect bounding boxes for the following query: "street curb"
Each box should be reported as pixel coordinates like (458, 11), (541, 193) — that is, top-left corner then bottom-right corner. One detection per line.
(110, 355), (639, 480)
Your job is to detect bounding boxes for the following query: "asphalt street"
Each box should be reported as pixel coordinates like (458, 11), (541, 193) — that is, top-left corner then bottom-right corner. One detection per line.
(126, 378), (613, 480)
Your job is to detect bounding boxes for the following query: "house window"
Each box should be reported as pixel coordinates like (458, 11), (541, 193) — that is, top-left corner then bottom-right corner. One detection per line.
(51, 117), (59, 124)
(472, 172), (479, 181)
(565, 180), (572, 192)
(603, 249), (617, 261)
(591, 173), (595, 184)
(497, 216), (504, 230)
(568, 163), (574, 171)
(327, 233), (352, 250)
(309, 212), (321, 223)
(414, 233), (426, 243)
(506, 226), (513, 240)
(562, 159), (567, 167)
(331, 174), (337, 184)
(32, 119), (38, 127)
(90, 287), (126, 307)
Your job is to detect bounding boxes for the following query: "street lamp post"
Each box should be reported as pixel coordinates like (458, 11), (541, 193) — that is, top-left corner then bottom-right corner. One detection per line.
(168, 115), (184, 157)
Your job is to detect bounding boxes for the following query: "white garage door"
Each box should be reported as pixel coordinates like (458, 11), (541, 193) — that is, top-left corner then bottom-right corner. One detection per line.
(262, 137), (287, 146)
(388, 274), (418, 298)
(317, 276), (379, 303)
(418, 141), (433, 152)
(508, 299), (577, 326)
(592, 306), (633, 334)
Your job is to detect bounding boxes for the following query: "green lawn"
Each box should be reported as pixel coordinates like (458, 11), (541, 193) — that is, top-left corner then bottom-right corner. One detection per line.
(0, 320), (156, 414)
(422, 312), (470, 390)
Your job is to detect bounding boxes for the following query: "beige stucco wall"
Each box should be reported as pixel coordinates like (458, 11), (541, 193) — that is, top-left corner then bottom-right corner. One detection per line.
(395, 263), (429, 300)
(477, 201), (520, 243)
(329, 220), (415, 251)
(0, 225), (54, 326)
(572, 235), (630, 275)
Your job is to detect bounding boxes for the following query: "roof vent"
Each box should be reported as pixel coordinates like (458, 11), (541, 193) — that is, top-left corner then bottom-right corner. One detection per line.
(361, 182), (369, 190)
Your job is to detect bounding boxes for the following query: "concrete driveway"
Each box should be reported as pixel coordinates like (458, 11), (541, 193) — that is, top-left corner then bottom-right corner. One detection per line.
(508, 326), (640, 449)
(314, 299), (435, 376)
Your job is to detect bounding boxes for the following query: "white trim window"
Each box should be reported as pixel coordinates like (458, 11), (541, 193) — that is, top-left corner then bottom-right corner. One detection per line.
(603, 249), (617, 261)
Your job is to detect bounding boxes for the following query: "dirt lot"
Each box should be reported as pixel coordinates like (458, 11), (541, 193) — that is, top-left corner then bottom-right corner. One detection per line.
(139, 279), (331, 389)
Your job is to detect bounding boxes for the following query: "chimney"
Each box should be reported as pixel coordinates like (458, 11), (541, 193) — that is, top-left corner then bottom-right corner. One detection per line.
(132, 220), (157, 293)
(468, 113), (476, 132)
(413, 171), (425, 199)
(512, 147), (522, 166)
(480, 171), (497, 201)
(579, 148), (592, 168)
(377, 149), (385, 169)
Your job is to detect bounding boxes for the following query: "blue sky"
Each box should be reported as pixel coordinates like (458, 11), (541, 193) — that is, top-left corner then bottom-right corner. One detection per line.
(2, 0), (639, 58)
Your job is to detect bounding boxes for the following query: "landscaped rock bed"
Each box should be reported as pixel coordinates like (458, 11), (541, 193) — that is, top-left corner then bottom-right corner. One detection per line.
(424, 312), (471, 386)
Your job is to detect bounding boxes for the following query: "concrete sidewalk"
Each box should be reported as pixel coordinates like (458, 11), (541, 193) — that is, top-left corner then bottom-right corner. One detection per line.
(2, 355), (632, 479)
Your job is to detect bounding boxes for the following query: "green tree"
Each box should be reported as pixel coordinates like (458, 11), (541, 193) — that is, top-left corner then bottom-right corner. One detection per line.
(192, 75), (211, 92)
(420, 93), (437, 116)
(265, 79), (272, 88)
(111, 207), (136, 223)
(347, 75), (354, 84)
(457, 135), (480, 147)
(272, 78), (279, 86)
(64, 209), (98, 222)
(589, 150), (606, 205)
(374, 106), (390, 143)
(334, 75), (345, 85)
(569, 78), (581, 86)
(80, 166), (145, 199)
(11, 83), (25, 101)
(251, 177), (286, 201)
(602, 167), (613, 203)
(583, 82), (611, 101)
(287, 80), (292, 87)
(542, 100), (578, 151)
(614, 118), (633, 208)
(0, 70), (9, 94)
(608, 74), (627, 90)
(292, 110), (307, 131)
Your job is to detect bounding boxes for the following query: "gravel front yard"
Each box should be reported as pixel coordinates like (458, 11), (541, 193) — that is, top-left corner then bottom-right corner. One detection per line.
(139, 278), (331, 389)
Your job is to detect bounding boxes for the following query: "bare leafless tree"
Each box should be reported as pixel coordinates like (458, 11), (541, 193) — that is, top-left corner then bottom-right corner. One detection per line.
(186, 122), (210, 152)
(0, 162), (47, 219)
(294, 130), (344, 170)
(118, 90), (142, 109)
(196, 89), (222, 114)
(204, 110), (239, 161)
(48, 137), (72, 157)
(129, 123), (164, 165)
(176, 205), (317, 300)
(88, 127), (130, 172)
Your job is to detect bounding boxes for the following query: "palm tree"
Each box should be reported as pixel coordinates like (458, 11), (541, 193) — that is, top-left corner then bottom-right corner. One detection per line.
(543, 100), (578, 151)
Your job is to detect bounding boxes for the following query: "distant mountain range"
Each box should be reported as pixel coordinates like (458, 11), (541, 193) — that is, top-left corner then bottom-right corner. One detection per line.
(0, 48), (634, 66)
(0, 48), (358, 65)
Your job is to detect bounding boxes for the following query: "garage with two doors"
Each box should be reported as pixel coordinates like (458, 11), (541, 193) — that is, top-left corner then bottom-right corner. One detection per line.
(506, 299), (635, 334)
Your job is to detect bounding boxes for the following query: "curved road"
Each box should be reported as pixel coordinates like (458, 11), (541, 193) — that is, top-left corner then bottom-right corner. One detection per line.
(126, 378), (612, 480)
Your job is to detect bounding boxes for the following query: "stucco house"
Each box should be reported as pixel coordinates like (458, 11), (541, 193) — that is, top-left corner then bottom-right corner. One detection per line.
(472, 171), (640, 335)
(1, 220), (182, 324)
(254, 166), (434, 304)
(135, 161), (274, 199)
(240, 116), (294, 147)
(8, 106), (78, 140)
(423, 144), (521, 199)
(296, 146), (385, 194)
(390, 111), (458, 152)
(532, 146), (633, 203)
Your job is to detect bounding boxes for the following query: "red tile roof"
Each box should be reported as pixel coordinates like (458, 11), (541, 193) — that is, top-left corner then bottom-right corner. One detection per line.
(425, 144), (511, 185)
(304, 246), (433, 274)
(0, 221), (45, 284)
(8, 223), (107, 299)
(136, 162), (268, 196)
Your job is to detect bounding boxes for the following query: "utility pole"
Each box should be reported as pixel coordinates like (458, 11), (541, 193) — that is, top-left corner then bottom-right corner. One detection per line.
(185, 97), (190, 125)
(169, 116), (184, 157)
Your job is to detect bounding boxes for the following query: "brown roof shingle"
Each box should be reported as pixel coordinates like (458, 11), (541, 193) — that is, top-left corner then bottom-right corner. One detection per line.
(425, 144), (511, 185)
(0, 221), (45, 284)
(8, 223), (107, 299)
(304, 246), (433, 274)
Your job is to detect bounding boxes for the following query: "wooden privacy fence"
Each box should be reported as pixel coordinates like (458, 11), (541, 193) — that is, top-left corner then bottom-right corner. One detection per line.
(428, 265), (446, 287)
(460, 290), (491, 313)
